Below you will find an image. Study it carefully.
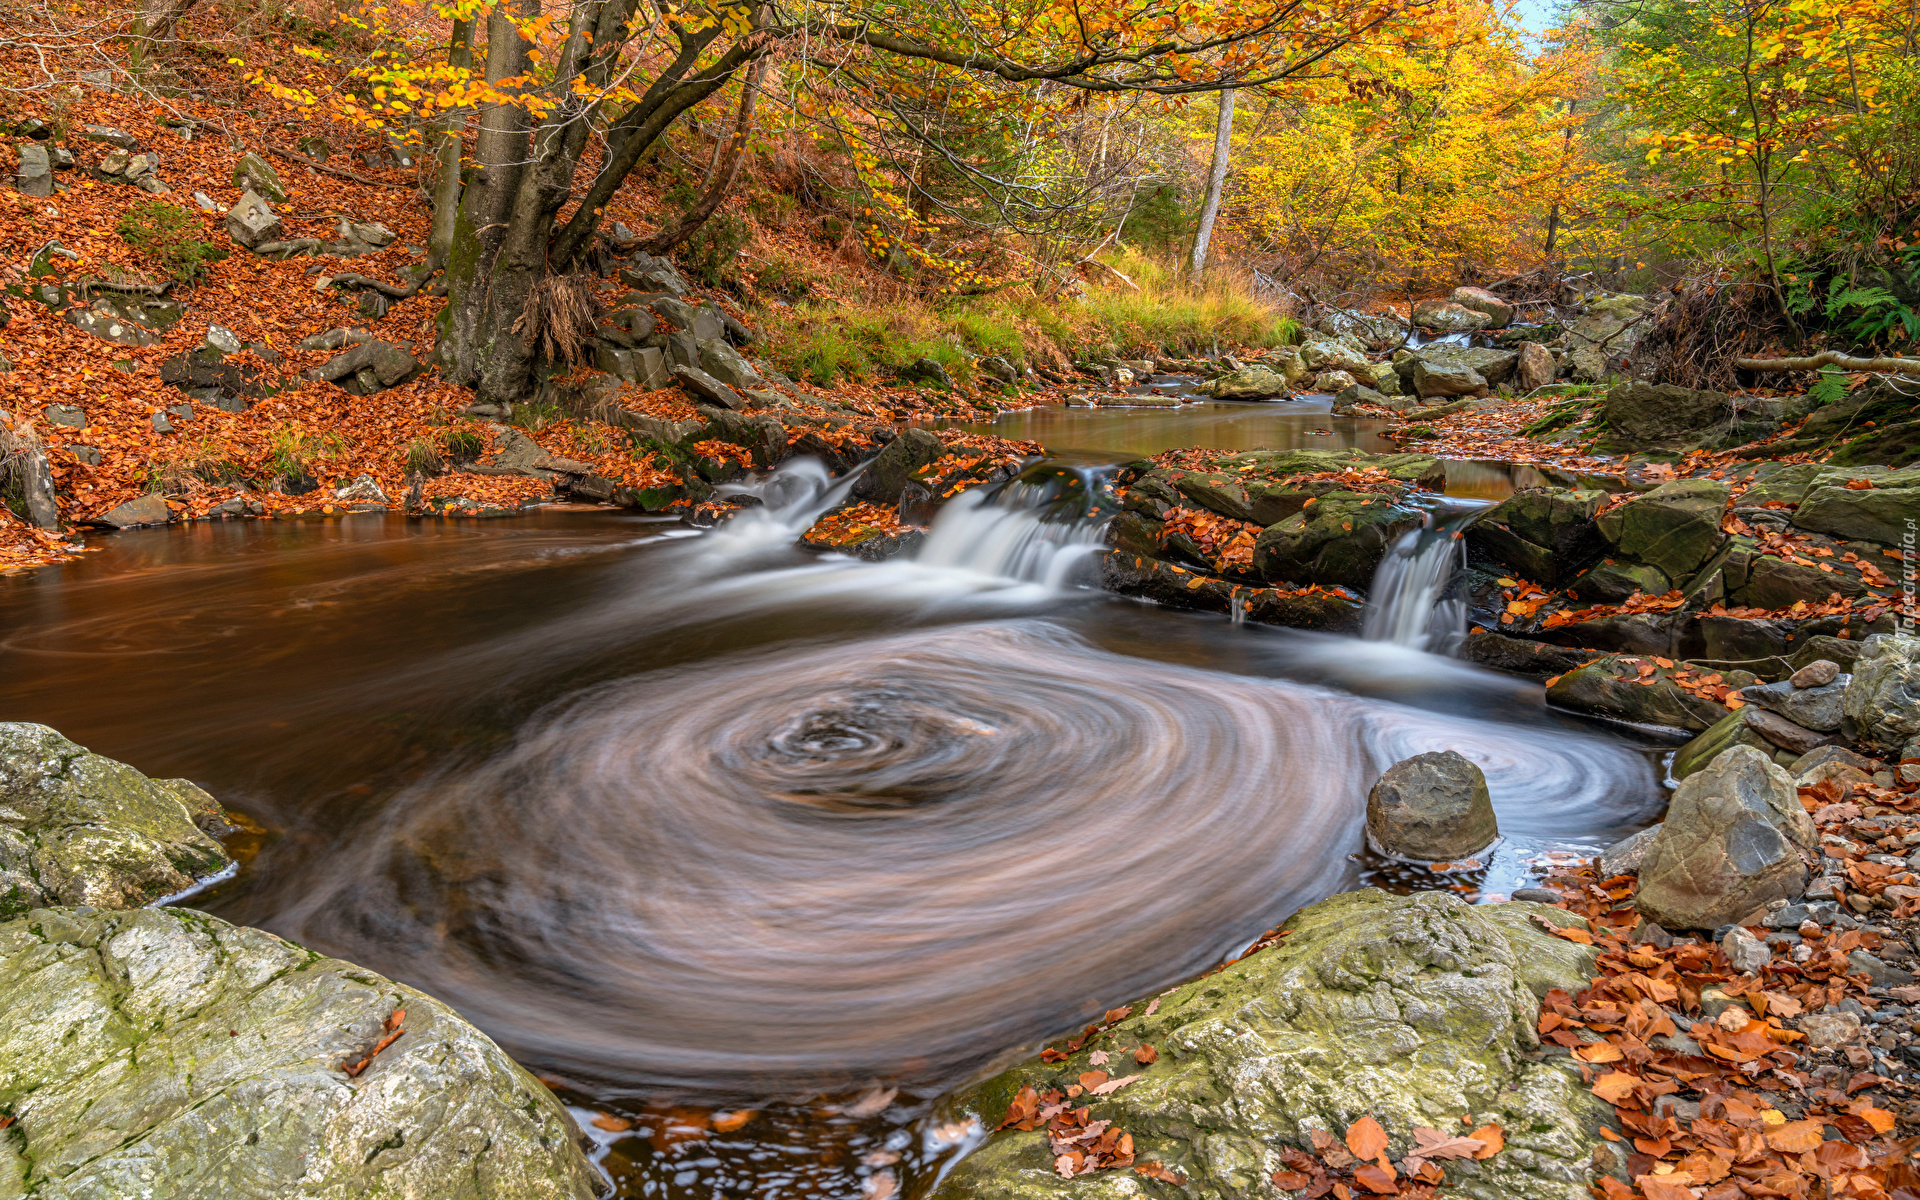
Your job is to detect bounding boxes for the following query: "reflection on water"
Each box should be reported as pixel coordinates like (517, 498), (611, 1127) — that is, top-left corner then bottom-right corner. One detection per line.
(0, 477), (1667, 1199)
(945, 398), (1397, 461)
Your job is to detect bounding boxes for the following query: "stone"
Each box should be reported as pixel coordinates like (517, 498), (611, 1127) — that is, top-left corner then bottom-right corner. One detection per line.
(1203, 365), (1290, 399)
(1511, 887), (1564, 904)
(1564, 292), (1651, 382)
(1721, 925), (1772, 974)
(1568, 560), (1670, 604)
(1364, 750), (1498, 862)
(80, 124), (136, 149)
(1299, 339), (1373, 375)
(1451, 285), (1516, 327)
(308, 340), (419, 391)
(1731, 554), (1869, 610)
(1593, 478), (1730, 581)
(69, 445), (100, 466)
(1800, 1011), (1863, 1050)
(62, 306), (157, 347)
(1410, 357), (1486, 398)
(42, 403), (85, 427)
(1546, 657), (1729, 731)
(334, 473), (387, 502)
(617, 253), (688, 297)
(1333, 383), (1388, 410)
(0, 905), (604, 1198)
(651, 296), (724, 342)
(1739, 676), (1849, 732)
(1673, 709), (1777, 780)
(1792, 660), (1841, 688)
(855, 427), (945, 504)
(1467, 487), (1605, 585)
(697, 337), (763, 390)
(225, 189), (282, 249)
(1596, 383), (1734, 451)
(1789, 745), (1881, 777)
(1849, 950), (1914, 986)
(671, 364), (744, 409)
(1634, 746), (1813, 931)
(1516, 341), (1555, 390)
(1312, 368), (1358, 393)
(1600, 824), (1664, 877)
(204, 323), (243, 354)
(1842, 634), (1920, 754)
(1742, 705), (1840, 755)
(230, 149), (286, 202)
(0, 722), (232, 914)
(931, 889), (1606, 1200)
(150, 411), (174, 434)
(1410, 298), (1493, 332)
(1252, 491), (1424, 591)
(1794, 485), (1920, 547)
(903, 356), (957, 389)
(13, 141), (53, 196)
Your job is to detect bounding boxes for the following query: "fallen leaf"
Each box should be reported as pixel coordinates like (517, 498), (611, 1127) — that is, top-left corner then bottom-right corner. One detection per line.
(1088, 1050), (1110, 1066)
(1766, 1119), (1826, 1153)
(591, 1113), (633, 1132)
(1090, 1074), (1141, 1096)
(1468, 1125), (1503, 1159)
(1591, 1073), (1638, 1104)
(1275, 1171), (1315, 1190)
(1575, 1042), (1624, 1063)
(1135, 1044), (1159, 1065)
(711, 1110), (755, 1133)
(1353, 1164), (1398, 1194)
(1347, 1115), (1390, 1162)
(1135, 1161), (1187, 1185)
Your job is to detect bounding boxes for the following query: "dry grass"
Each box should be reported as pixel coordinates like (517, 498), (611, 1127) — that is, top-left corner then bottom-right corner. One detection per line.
(514, 273), (604, 367)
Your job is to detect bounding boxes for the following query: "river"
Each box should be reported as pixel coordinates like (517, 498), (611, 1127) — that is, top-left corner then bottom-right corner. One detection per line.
(0, 401), (1667, 1199)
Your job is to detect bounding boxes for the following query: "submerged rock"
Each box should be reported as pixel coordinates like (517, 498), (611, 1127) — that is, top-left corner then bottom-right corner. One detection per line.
(931, 889), (1608, 1200)
(0, 905), (605, 1198)
(1634, 746), (1813, 930)
(0, 722), (232, 915)
(1365, 750), (1498, 862)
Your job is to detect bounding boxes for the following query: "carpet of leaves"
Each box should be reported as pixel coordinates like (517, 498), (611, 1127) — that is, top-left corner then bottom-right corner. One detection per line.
(1161, 505), (1260, 572)
(798, 501), (919, 549)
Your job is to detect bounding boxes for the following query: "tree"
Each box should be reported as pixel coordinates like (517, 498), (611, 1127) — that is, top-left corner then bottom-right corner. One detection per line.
(1189, 88), (1235, 276)
(249, 0), (1433, 403)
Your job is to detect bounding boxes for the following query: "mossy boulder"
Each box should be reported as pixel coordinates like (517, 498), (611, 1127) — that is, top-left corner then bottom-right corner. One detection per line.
(1793, 485), (1920, 547)
(1593, 480), (1729, 582)
(1545, 656), (1732, 731)
(0, 905), (604, 1198)
(1594, 383), (1732, 452)
(1467, 488), (1606, 585)
(932, 889), (1608, 1200)
(1671, 709), (1779, 780)
(855, 427), (945, 503)
(1253, 493), (1424, 590)
(0, 722), (233, 917)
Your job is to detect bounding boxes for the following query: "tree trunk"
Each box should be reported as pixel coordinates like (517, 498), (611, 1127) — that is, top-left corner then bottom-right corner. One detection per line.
(428, 17), (476, 274)
(129, 0), (200, 69)
(1190, 88), (1235, 278)
(640, 57), (769, 255)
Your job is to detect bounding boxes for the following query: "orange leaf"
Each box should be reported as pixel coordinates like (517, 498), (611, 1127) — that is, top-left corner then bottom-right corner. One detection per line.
(1469, 1125), (1503, 1159)
(1591, 1073), (1638, 1104)
(1353, 1164), (1398, 1194)
(1575, 1042), (1624, 1063)
(1347, 1116), (1389, 1162)
(1766, 1120), (1826, 1153)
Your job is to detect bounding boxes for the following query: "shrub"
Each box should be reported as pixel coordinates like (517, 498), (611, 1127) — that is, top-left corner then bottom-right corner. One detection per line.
(115, 202), (227, 282)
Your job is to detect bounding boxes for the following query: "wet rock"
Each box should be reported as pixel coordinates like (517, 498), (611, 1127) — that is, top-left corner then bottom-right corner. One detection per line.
(1410, 357), (1486, 398)
(1673, 709), (1777, 780)
(1593, 479), (1729, 582)
(0, 722), (232, 914)
(1460, 631), (1603, 680)
(94, 493), (173, 528)
(1568, 560), (1670, 604)
(1795, 484), (1920, 547)
(1203, 364), (1290, 400)
(1633, 746), (1813, 931)
(1739, 675), (1849, 732)
(1251, 491), (1424, 591)
(1466, 487), (1605, 585)
(855, 427), (944, 504)
(1721, 925), (1772, 974)
(225, 189), (282, 249)
(1364, 750), (1498, 862)
(1516, 341), (1555, 390)
(931, 889), (1607, 1200)
(1546, 656), (1729, 731)
(1844, 634), (1920, 754)
(1451, 285), (1515, 327)
(1099, 554), (1365, 632)
(1600, 824), (1664, 877)
(230, 149), (286, 202)
(0, 905), (605, 1198)
(1741, 705), (1840, 755)
(1595, 383), (1733, 452)
(1411, 298), (1493, 332)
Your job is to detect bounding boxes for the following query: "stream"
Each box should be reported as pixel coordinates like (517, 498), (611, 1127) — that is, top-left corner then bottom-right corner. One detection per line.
(0, 402), (1668, 1200)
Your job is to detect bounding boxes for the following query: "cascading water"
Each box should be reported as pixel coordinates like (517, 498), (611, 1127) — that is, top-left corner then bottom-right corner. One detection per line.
(1361, 502), (1491, 652)
(912, 467), (1113, 587)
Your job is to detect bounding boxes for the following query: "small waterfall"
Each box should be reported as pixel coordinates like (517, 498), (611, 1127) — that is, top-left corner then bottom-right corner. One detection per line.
(912, 469), (1113, 589)
(1361, 504), (1489, 652)
(703, 458), (865, 556)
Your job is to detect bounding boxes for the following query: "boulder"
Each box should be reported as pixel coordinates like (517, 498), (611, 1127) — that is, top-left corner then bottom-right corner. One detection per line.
(1312, 369), (1358, 393)
(94, 492), (173, 528)
(1738, 675), (1849, 732)
(308, 340), (420, 393)
(651, 296), (724, 342)
(1450, 285), (1515, 327)
(230, 149), (286, 202)
(1545, 657), (1730, 731)
(931, 889), (1607, 1200)
(1599, 824), (1663, 877)
(0, 722), (231, 915)
(0, 905), (604, 1198)
(1595, 383), (1733, 451)
(1740, 706), (1838, 756)
(1633, 746), (1814, 930)
(1791, 660), (1841, 688)
(855, 427), (945, 503)
(617, 252), (688, 297)
(1843, 634), (1920, 754)
(1721, 925), (1772, 974)
(1364, 750), (1497, 862)
(1204, 365), (1290, 400)
(225, 189), (282, 249)
(1466, 487), (1605, 585)
(1410, 298), (1492, 332)
(1567, 561), (1669, 604)
(1251, 491), (1424, 590)
(1564, 293), (1651, 382)
(13, 141), (53, 197)
(1593, 479), (1729, 581)
(697, 337), (763, 390)
(1410, 357), (1486, 398)
(1299, 339), (1373, 375)
(1730, 553), (1868, 610)
(1794, 485), (1920, 546)
(1672, 709), (1777, 781)
(1515, 341), (1555, 390)
(1314, 308), (1406, 350)
(671, 363), (744, 409)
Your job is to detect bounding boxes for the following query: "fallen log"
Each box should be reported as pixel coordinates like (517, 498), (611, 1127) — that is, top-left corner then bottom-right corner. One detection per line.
(1735, 351), (1920, 374)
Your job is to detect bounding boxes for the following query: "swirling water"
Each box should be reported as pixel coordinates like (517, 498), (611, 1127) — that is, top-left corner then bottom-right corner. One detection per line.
(0, 456), (1667, 1199)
